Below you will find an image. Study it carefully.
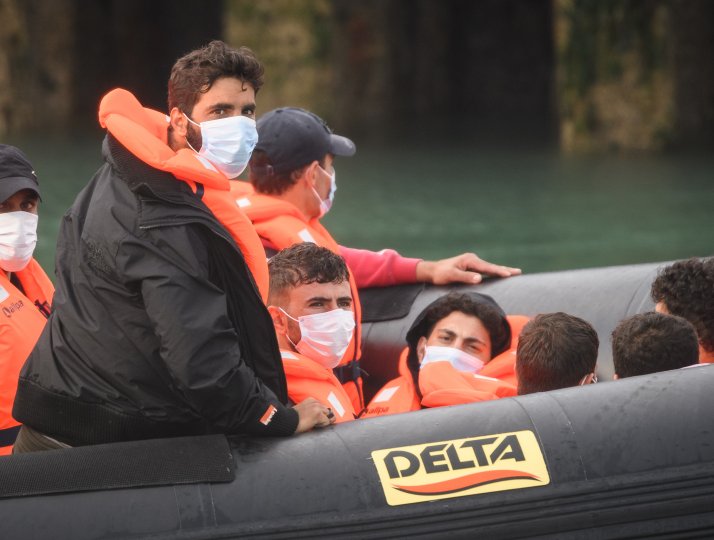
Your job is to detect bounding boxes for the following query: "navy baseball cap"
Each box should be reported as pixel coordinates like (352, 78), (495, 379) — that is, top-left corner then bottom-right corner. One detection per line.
(0, 145), (41, 203)
(254, 107), (356, 174)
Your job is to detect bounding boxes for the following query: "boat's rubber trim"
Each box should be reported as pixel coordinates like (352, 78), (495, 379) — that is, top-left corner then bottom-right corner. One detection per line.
(360, 283), (425, 323)
(168, 463), (714, 539)
(0, 434), (234, 498)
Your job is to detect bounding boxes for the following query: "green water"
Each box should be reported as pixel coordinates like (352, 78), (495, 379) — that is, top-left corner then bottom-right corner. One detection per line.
(6, 136), (714, 276)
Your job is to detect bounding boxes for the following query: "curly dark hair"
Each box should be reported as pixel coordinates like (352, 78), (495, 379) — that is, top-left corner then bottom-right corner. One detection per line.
(516, 312), (598, 395)
(167, 40), (264, 114)
(405, 292), (511, 385)
(267, 243), (349, 304)
(651, 257), (714, 353)
(612, 312), (698, 378)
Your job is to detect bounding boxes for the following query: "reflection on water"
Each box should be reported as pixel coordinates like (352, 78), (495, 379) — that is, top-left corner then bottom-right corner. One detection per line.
(8, 136), (714, 276)
(324, 143), (714, 272)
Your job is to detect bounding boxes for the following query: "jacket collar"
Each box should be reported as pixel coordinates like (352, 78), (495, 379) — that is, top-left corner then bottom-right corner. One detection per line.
(104, 134), (233, 241)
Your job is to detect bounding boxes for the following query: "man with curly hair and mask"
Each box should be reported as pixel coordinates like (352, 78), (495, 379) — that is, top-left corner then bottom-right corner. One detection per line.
(267, 243), (357, 423)
(651, 257), (714, 364)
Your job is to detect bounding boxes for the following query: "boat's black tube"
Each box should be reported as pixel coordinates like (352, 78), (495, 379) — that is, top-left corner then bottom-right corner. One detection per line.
(1, 366), (712, 539)
(2, 261), (711, 540)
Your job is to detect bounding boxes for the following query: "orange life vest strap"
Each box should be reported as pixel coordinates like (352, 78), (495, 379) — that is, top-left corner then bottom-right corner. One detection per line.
(280, 350), (356, 423)
(15, 259), (54, 311)
(362, 373), (421, 418)
(419, 362), (517, 407)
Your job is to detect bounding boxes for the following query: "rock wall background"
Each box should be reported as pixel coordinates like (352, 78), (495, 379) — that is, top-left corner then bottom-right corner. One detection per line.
(1, 0), (712, 152)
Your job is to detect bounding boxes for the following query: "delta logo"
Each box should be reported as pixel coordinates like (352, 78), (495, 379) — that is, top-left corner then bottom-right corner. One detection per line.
(371, 430), (549, 506)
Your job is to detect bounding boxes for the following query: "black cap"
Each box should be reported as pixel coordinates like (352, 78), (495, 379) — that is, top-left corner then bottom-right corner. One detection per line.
(254, 107), (356, 174)
(0, 145), (41, 203)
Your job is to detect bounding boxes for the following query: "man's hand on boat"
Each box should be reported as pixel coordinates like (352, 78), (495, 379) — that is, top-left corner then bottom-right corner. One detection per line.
(415, 252), (522, 285)
(293, 397), (337, 433)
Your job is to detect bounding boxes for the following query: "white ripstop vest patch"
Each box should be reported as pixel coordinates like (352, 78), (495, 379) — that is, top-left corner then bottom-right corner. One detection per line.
(373, 386), (400, 403)
(297, 228), (316, 243)
(327, 391), (346, 418)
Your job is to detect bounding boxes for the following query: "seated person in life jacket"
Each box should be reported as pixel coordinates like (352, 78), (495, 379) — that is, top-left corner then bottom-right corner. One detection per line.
(267, 243), (357, 423)
(516, 313), (599, 395)
(0, 145), (54, 455)
(612, 312), (699, 379)
(364, 292), (520, 418)
(651, 258), (714, 364)
(240, 107), (521, 411)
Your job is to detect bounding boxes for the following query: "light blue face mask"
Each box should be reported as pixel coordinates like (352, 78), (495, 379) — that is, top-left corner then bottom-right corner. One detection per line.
(313, 166), (337, 217)
(420, 346), (486, 374)
(184, 114), (258, 178)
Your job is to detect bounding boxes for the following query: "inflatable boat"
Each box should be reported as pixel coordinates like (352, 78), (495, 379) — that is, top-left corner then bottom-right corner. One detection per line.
(1, 261), (712, 539)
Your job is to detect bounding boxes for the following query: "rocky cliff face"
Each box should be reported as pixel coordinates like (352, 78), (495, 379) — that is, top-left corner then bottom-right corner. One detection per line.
(0, 0), (75, 136)
(556, 0), (714, 152)
(1, 0), (712, 152)
(0, 0), (221, 136)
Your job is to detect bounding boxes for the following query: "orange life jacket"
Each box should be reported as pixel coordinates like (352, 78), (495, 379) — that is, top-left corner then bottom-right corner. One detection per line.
(98, 88), (270, 301)
(1, 259), (54, 455)
(241, 193), (364, 410)
(477, 315), (531, 386)
(361, 349), (421, 419)
(363, 314), (529, 417)
(418, 362), (517, 408)
(280, 350), (356, 423)
(478, 350), (518, 387)
(229, 179), (254, 198)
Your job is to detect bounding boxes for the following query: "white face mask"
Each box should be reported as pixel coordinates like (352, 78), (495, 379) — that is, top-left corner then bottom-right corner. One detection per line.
(281, 307), (356, 369)
(420, 345), (485, 374)
(184, 114), (258, 179)
(0, 211), (38, 272)
(312, 166), (337, 218)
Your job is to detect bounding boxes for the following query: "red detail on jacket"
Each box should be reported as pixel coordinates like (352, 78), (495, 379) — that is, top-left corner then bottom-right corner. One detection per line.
(338, 246), (420, 288)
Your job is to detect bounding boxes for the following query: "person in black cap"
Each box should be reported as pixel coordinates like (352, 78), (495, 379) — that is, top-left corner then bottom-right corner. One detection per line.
(246, 107), (521, 288)
(362, 292), (517, 418)
(240, 107), (521, 413)
(0, 144), (54, 455)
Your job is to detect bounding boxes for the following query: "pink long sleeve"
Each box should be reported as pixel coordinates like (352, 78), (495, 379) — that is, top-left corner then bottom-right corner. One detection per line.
(339, 246), (421, 288)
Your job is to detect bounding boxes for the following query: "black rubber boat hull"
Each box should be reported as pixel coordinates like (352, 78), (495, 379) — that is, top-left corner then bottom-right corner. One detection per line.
(1, 261), (712, 540)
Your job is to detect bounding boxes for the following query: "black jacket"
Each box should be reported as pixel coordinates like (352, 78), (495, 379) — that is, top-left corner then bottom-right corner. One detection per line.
(13, 135), (298, 445)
